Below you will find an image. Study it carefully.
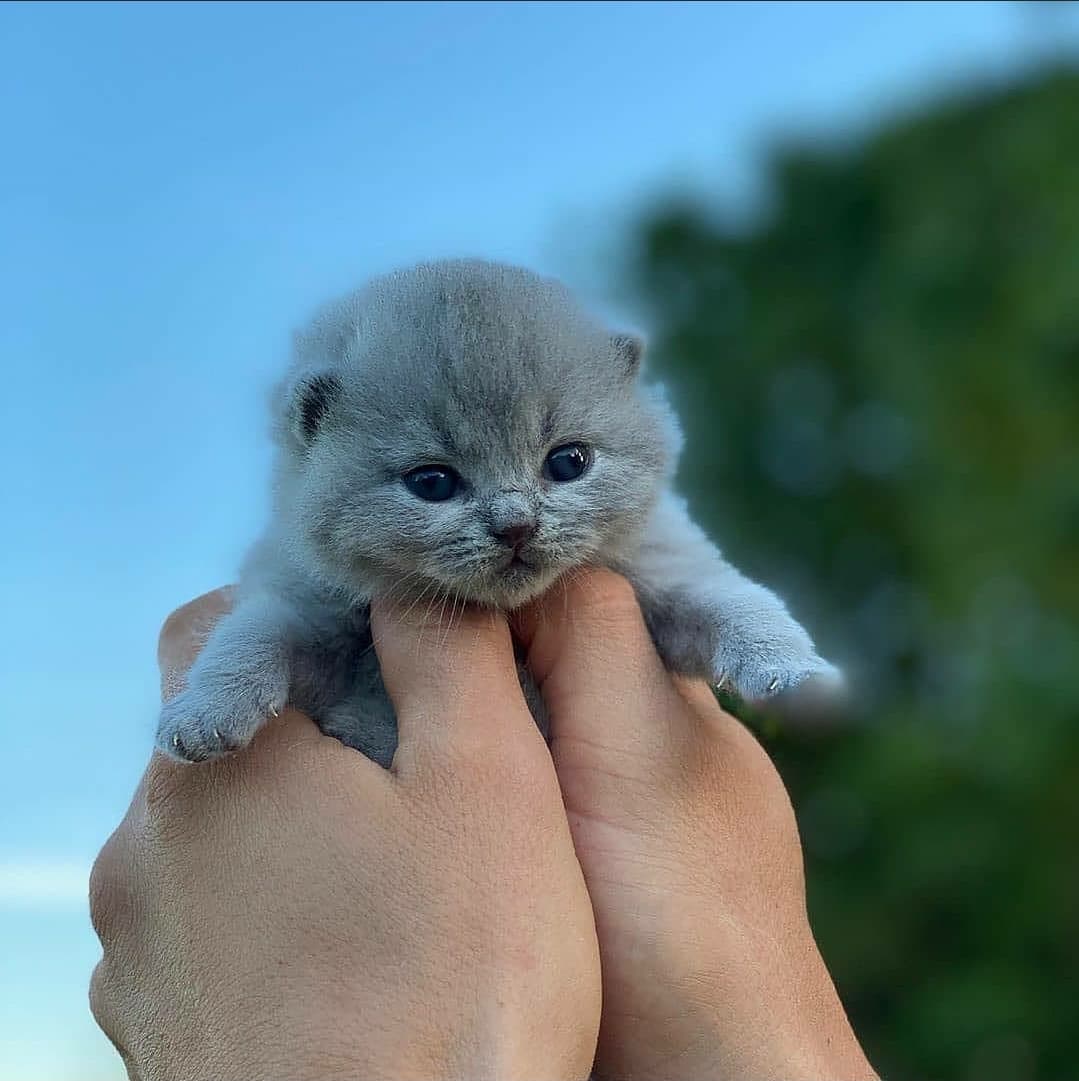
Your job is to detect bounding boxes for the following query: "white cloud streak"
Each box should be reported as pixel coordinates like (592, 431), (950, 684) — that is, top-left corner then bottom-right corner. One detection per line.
(0, 862), (90, 908)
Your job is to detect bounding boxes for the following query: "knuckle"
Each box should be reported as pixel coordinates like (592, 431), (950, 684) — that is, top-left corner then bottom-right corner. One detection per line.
(89, 959), (136, 1060)
(88, 837), (124, 942)
(88, 959), (110, 1019)
(469, 737), (556, 811)
(89, 827), (143, 948)
(157, 597), (207, 664)
(412, 727), (553, 817)
(157, 587), (235, 668)
(158, 601), (195, 655)
(88, 959), (120, 1041)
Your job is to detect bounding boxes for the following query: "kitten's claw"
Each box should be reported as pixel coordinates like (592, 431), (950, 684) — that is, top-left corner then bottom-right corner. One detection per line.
(722, 652), (845, 706)
(167, 728), (207, 764)
(694, 592), (844, 707)
(156, 676), (288, 763)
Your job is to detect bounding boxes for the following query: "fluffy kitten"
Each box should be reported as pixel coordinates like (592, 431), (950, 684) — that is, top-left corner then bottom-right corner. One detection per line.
(158, 259), (839, 765)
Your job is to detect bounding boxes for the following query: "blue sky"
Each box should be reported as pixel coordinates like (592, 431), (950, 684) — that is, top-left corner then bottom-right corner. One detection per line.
(2, 2), (1078, 1077)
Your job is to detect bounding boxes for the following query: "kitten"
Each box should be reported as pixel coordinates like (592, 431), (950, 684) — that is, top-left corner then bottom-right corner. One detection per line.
(158, 259), (840, 765)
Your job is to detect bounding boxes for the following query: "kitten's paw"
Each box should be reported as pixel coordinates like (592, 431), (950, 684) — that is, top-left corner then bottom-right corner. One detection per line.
(156, 676), (287, 763)
(720, 651), (844, 704)
(708, 607), (841, 704)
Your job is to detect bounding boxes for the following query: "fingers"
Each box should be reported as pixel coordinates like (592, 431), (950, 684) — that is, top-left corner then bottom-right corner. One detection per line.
(370, 595), (545, 775)
(513, 569), (690, 759)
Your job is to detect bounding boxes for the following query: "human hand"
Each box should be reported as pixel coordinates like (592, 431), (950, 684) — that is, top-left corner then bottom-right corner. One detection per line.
(89, 588), (601, 1081)
(514, 570), (878, 1081)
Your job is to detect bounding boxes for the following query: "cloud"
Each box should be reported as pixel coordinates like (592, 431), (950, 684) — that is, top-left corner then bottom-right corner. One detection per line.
(0, 862), (90, 908)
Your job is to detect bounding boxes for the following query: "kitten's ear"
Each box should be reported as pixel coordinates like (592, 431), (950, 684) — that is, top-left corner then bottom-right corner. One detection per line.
(612, 333), (645, 377)
(285, 370), (342, 445)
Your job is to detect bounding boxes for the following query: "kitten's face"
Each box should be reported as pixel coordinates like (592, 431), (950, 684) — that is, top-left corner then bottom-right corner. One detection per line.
(280, 262), (676, 609)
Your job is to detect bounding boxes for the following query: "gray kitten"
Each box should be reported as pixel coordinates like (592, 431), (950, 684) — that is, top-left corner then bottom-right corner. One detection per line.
(158, 259), (840, 765)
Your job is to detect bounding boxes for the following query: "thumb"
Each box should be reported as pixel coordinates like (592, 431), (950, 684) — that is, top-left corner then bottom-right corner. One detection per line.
(370, 594), (545, 777)
(512, 569), (689, 763)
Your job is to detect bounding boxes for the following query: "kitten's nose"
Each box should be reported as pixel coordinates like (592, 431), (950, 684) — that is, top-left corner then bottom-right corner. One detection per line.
(490, 520), (538, 549)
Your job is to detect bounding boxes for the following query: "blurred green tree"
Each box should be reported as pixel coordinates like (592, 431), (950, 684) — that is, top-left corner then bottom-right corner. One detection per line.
(622, 67), (1079, 1081)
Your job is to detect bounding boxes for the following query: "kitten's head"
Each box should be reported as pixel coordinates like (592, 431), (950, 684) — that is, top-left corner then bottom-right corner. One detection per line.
(274, 259), (680, 609)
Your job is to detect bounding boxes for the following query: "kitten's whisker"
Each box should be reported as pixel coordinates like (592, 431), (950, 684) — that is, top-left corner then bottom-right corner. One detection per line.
(571, 565), (607, 607)
(441, 593), (454, 649)
(356, 570), (436, 661)
(369, 568), (429, 618)
(398, 578), (439, 624)
(366, 578), (442, 664)
(376, 570), (426, 611)
(435, 591), (451, 648)
(417, 590), (447, 663)
(443, 589), (462, 648)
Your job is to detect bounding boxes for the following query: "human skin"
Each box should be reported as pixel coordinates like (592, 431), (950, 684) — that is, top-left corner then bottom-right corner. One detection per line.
(89, 590), (602, 1081)
(90, 569), (876, 1081)
(513, 570), (878, 1081)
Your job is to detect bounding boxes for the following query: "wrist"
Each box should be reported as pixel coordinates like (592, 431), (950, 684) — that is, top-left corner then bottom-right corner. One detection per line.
(598, 926), (877, 1081)
(705, 937), (877, 1081)
(608, 1011), (875, 1081)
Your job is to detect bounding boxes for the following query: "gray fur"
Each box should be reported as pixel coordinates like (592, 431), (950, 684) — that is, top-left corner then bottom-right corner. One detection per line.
(157, 259), (839, 763)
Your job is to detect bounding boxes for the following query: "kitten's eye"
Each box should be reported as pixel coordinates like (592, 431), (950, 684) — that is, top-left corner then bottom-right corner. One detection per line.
(544, 443), (593, 483)
(403, 465), (460, 502)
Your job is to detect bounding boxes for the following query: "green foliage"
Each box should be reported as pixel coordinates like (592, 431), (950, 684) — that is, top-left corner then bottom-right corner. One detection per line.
(624, 68), (1079, 1081)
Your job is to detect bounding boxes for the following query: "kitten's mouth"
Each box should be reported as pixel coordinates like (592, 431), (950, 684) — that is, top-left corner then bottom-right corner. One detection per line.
(499, 551), (533, 572)
(493, 550), (546, 594)
(466, 551), (560, 608)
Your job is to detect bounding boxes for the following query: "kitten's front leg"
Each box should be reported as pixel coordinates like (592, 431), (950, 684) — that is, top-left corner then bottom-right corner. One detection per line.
(618, 493), (842, 701)
(156, 593), (297, 762)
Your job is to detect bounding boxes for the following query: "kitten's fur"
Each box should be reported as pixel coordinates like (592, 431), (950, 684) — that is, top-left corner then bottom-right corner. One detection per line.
(158, 259), (839, 764)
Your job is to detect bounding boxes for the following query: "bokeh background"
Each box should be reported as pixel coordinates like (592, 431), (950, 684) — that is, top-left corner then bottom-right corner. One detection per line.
(2, 3), (1077, 1079)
